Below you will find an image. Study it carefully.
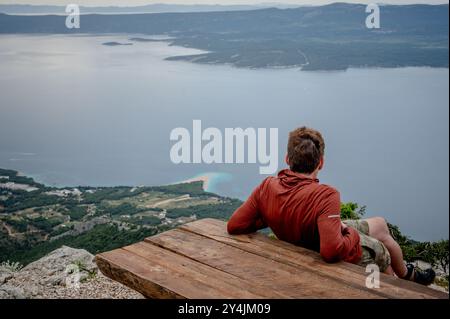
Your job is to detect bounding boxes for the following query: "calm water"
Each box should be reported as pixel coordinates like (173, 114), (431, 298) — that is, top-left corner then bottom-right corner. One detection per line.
(0, 34), (448, 241)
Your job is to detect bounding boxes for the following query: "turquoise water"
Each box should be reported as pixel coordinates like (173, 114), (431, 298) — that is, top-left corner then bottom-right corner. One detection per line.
(171, 172), (233, 193)
(196, 172), (233, 193)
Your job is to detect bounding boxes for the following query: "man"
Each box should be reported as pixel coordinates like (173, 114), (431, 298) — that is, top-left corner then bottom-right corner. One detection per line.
(227, 127), (435, 285)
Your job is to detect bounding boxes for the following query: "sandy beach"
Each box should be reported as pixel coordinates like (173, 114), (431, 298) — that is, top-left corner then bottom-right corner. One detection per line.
(178, 175), (210, 191)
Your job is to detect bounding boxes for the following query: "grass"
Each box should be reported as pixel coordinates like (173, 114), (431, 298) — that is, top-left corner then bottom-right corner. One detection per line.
(0, 260), (23, 272)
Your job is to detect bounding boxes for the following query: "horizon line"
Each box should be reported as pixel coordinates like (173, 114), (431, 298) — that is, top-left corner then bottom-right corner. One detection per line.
(1, 2), (449, 8)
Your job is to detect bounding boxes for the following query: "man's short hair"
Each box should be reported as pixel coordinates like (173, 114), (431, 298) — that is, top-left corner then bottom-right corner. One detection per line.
(287, 127), (325, 174)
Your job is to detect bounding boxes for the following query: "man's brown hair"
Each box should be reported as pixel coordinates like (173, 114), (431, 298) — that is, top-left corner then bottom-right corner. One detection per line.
(287, 127), (325, 174)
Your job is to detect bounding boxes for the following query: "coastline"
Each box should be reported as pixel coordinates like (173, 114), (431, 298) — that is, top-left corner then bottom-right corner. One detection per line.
(178, 175), (211, 192)
(177, 172), (232, 193)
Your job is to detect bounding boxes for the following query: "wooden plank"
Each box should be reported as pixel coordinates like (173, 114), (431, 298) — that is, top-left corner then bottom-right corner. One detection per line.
(96, 249), (184, 299)
(145, 228), (383, 299)
(123, 241), (289, 298)
(96, 241), (286, 299)
(178, 218), (448, 299)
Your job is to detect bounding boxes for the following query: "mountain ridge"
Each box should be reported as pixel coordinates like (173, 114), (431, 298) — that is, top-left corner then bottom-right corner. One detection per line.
(0, 3), (299, 15)
(0, 3), (448, 70)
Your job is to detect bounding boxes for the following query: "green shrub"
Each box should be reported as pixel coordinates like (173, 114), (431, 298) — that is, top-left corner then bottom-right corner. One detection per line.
(5, 218), (28, 233)
(28, 216), (61, 233)
(340, 202), (366, 220)
(2, 224), (158, 265)
(130, 216), (161, 226)
(166, 199), (241, 220)
(65, 205), (88, 221)
(0, 260), (23, 272)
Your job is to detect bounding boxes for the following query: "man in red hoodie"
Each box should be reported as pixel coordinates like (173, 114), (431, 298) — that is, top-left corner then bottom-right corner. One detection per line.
(227, 127), (435, 285)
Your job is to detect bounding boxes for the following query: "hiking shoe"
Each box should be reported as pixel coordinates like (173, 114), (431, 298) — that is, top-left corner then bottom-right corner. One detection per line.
(403, 263), (436, 286)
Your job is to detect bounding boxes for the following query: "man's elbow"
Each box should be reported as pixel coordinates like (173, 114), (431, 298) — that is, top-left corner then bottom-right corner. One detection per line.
(227, 220), (251, 235)
(320, 251), (339, 263)
(320, 242), (344, 263)
(227, 221), (239, 235)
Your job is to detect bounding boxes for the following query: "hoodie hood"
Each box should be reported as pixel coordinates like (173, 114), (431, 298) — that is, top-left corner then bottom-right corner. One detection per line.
(277, 169), (319, 189)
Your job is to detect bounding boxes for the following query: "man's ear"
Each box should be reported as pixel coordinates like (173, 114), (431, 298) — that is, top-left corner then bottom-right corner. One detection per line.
(318, 156), (324, 170)
(285, 153), (290, 167)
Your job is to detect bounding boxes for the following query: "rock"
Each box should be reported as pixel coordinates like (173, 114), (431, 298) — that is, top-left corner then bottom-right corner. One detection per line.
(0, 285), (26, 299)
(1, 246), (144, 299)
(23, 246), (97, 275)
(42, 274), (65, 286)
(24, 284), (39, 297)
(0, 270), (13, 284)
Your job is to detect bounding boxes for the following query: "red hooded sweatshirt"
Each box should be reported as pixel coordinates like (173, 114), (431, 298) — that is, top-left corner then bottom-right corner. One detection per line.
(227, 169), (362, 264)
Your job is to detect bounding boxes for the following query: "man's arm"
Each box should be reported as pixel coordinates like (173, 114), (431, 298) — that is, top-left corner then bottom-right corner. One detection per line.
(227, 182), (267, 234)
(317, 189), (360, 263)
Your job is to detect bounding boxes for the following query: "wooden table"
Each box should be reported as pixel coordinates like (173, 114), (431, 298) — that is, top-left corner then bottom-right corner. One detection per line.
(95, 218), (447, 299)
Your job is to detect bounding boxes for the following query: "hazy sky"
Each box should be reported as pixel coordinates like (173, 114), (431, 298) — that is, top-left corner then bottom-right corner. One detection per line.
(0, 1), (448, 6)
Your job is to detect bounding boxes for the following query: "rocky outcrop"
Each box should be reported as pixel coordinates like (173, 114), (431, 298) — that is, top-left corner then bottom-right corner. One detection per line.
(0, 246), (143, 299)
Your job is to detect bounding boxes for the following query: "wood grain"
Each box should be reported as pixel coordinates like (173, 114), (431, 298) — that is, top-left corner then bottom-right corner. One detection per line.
(95, 218), (448, 299)
(146, 228), (382, 298)
(178, 218), (447, 299)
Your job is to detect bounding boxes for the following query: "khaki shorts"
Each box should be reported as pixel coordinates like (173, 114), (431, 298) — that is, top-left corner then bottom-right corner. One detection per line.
(343, 219), (391, 272)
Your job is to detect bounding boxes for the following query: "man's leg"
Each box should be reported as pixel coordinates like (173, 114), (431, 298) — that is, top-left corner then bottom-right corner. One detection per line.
(364, 217), (408, 278)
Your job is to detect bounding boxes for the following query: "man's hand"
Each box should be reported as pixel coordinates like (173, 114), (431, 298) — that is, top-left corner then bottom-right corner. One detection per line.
(341, 221), (348, 231)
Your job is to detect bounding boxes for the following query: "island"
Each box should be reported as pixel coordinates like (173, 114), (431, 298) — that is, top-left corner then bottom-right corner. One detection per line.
(102, 41), (133, 46)
(0, 3), (448, 70)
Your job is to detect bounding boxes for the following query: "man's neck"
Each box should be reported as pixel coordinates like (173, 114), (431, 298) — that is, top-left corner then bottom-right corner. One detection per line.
(292, 170), (319, 180)
(303, 173), (318, 180)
